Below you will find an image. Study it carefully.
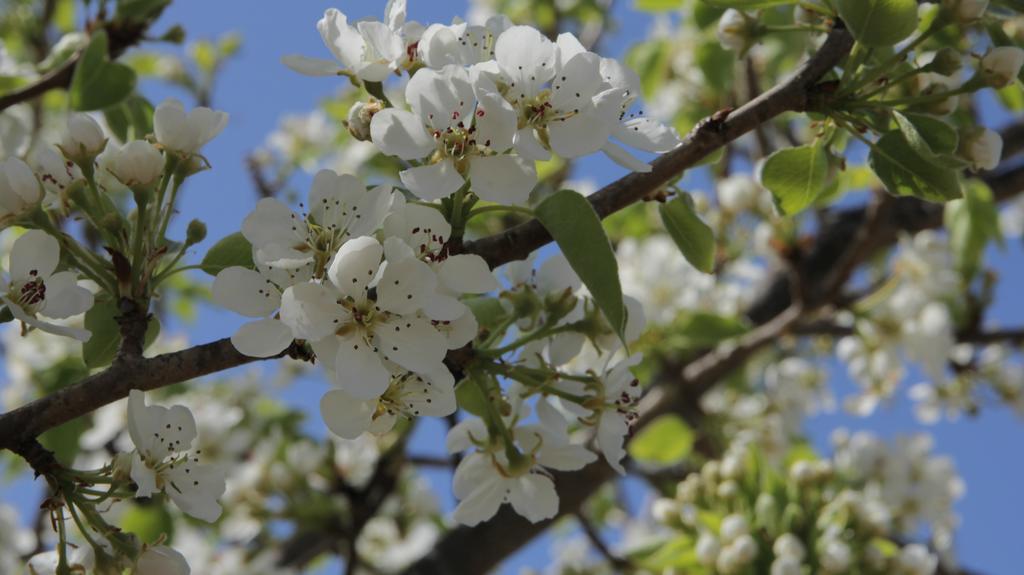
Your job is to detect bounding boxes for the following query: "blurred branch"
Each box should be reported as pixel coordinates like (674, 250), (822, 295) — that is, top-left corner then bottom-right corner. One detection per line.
(0, 19), (150, 113)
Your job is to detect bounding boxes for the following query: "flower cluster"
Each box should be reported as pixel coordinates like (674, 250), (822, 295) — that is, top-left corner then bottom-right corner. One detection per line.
(285, 2), (680, 205)
(651, 430), (962, 574)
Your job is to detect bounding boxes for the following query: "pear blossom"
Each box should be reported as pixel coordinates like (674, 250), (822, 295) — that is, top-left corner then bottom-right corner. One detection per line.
(0, 157), (43, 222)
(154, 98), (228, 156)
(596, 55), (682, 171)
(137, 545), (191, 575)
(107, 140), (166, 189)
(448, 399), (595, 526)
(279, 236), (448, 399)
(283, 2), (419, 80)
(32, 146), (83, 197)
(1, 230), (93, 340)
(320, 367), (456, 439)
(126, 389), (226, 522)
(980, 46), (1024, 88)
(495, 28), (625, 164)
(717, 9), (755, 53)
(417, 15), (510, 68)
(59, 113), (106, 162)
(241, 169), (395, 271)
(370, 64), (536, 204)
(383, 198), (498, 330)
(213, 263), (310, 358)
(958, 127), (1003, 171)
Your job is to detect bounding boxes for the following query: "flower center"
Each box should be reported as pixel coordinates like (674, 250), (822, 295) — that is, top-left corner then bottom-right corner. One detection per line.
(11, 271), (46, 313)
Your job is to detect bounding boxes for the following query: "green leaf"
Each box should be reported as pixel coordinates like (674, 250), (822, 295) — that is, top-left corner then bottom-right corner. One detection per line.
(201, 232), (255, 276)
(633, 535), (700, 570)
(455, 379), (489, 417)
(120, 503), (174, 543)
(628, 414), (695, 466)
(759, 144), (829, 215)
(673, 312), (749, 348)
(635, 0), (683, 10)
(660, 194), (715, 273)
(69, 30), (137, 111)
(836, 0), (918, 47)
(892, 111), (959, 166)
(700, 0), (798, 7)
(535, 189), (626, 341)
(464, 296), (508, 333)
(115, 0), (171, 22)
(944, 180), (1001, 281)
(0, 306), (13, 323)
(82, 299), (121, 369)
(869, 131), (962, 203)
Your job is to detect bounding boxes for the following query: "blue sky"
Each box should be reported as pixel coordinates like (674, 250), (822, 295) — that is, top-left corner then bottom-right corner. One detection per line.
(3, 1), (1024, 573)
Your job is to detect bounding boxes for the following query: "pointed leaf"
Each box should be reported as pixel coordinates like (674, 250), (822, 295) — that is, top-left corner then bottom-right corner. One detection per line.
(759, 144), (829, 215)
(659, 194), (715, 273)
(200, 232), (255, 276)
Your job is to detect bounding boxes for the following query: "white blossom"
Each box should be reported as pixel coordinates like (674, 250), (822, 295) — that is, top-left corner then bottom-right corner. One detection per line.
(154, 98), (228, 156)
(27, 546), (95, 575)
(1, 229), (93, 340)
(959, 126), (1003, 171)
(280, 235), (448, 399)
(60, 113), (106, 162)
(107, 140), (166, 188)
(0, 157), (43, 222)
(126, 389), (226, 522)
(944, 0), (988, 22)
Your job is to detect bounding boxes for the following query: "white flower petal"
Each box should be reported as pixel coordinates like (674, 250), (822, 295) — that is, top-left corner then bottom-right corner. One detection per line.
(39, 271), (92, 319)
(11, 229), (59, 281)
(399, 159), (465, 201)
(614, 117), (680, 153)
(508, 474), (559, 523)
(439, 254), (499, 294)
(468, 155), (536, 205)
(377, 257), (437, 314)
(331, 332), (391, 399)
(601, 140), (652, 173)
(513, 127), (550, 162)
(279, 282), (349, 341)
(328, 235), (383, 300)
(165, 463), (226, 522)
(231, 318), (293, 358)
(321, 389), (376, 439)
(376, 314), (448, 374)
(213, 266), (280, 318)
(495, 26), (556, 100)
(370, 109), (435, 160)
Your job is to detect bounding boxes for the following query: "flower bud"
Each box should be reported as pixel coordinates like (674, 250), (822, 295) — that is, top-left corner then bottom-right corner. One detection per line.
(695, 532), (721, 566)
(717, 9), (757, 54)
(716, 479), (740, 499)
(720, 513), (749, 543)
(980, 46), (1024, 88)
(771, 556), (803, 575)
(186, 219), (208, 246)
(60, 113), (107, 163)
(109, 140), (166, 189)
(926, 48), (963, 77)
(0, 157), (43, 221)
(819, 539), (852, 573)
(773, 533), (806, 561)
(348, 100), (383, 141)
(942, 0), (988, 23)
(958, 127), (1003, 171)
(101, 212), (126, 235)
(915, 73), (960, 116)
(651, 498), (678, 523)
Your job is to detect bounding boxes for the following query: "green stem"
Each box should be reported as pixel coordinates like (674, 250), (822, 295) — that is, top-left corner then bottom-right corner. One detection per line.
(65, 499), (104, 552)
(851, 85), (972, 108)
(55, 507), (71, 575)
(483, 323), (576, 357)
(762, 24), (829, 33)
(156, 175), (184, 244)
(858, 66), (926, 100)
(449, 184), (468, 241)
(131, 200), (148, 297)
(842, 22), (941, 96)
(151, 263), (205, 285)
(471, 372), (522, 465)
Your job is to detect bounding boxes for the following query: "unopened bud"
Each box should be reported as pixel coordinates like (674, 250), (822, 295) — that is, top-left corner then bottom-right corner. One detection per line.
(161, 25), (186, 44)
(959, 127), (1003, 171)
(60, 114), (107, 164)
(186, 219), (208, 246)
(348, 100), (383, 141)
(717, 9), (758, 54)
(980, 46), (1024, 88)
(942, 0), (989, 24)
